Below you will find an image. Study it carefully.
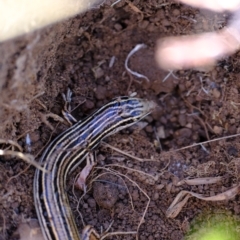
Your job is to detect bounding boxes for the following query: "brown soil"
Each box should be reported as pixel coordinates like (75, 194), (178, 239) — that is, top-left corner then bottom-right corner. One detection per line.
(1, 1), (240, 239)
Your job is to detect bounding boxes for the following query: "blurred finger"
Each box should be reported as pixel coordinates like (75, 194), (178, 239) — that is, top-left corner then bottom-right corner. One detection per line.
(178, 0), (240, 12)
(0, 0), (100, 42)
(155, 28), (240, 70)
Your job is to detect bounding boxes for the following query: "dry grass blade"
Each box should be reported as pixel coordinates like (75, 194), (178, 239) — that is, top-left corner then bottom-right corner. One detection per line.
(100, 230), (137, 240)
(0, 214), (6, 240)
(40, 113), (66, 131)
(105, 163), (167, 184)
(167, 184), (240, 218)
(0, 189), (14, 201)
(166, 191), (192, 218)
(124, 43), (150, 82)
(75, 154), (95, 191)
(102, 142), (158, 162)
(0, 149), (47, 173)
(111, 0), (122, 7)
(0, 139), (23, 152)
(177, 176), (222, 186)
(169, 132), (240, 153)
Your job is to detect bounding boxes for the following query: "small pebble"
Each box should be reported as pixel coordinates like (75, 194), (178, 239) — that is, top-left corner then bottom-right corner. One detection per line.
(213, 126), (223, 135)
(156, 184), (164, 190)
(212, 88), (221, 98)
(93, 67), (104, 79)
(172, 9), (180, 16)
(156, 126), (166, 139)
(114, 23), (122, 31)
(85, 100), (95, 109)
(178, 114), (187, 127)
(95, 86), (107, 100)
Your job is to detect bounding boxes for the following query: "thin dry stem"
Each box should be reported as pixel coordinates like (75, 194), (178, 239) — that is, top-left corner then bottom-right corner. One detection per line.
(6, 165), (31, 185)
(0, 149), (47, 173)
(0, 214), (6, 239)
(124, 43), (150, 82)
(169, 132), (240, 153)
(0, 139), (23, 152)
(40, 113), (66, 131)
(102, 142), (158, 162)
(177, 176), (222, 186)
(104, 163), (166, 183)
(167, 183), (240, 218)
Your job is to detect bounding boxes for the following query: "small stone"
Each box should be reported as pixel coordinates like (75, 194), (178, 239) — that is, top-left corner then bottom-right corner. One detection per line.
(177, 128), (192, 138)
(185, 81), (192, 88)
(210, 191), (215, 197)
(166, 182), (172, 193)
(212, 88), (221, 98)
(153, 192), (159, 200)
(229, 125), (236, 134)
(11, 201), (20, 209)
(156, 126), (166, 139)
(230, 118), (236, 124)
(213, 126), (223, 135)
(156, 9), (165, 19)
(85, 100), (95, 110)
(97, 154), (106, 162)
(234, 204), (240, 214)
(162, 19), (171, 26)
(156, 184), (164, 190)
(178, 114), (186, 127)
(95, 86), (106, 100)
(172, 9), (180, 16)
(29, 131), (40, 143)
(232, 87), (238, 94)
(114, 23), (122, 31)
(132, 190), (139, 201)
(83, 203), (88, 209)
(172, 176), (180, 186)
(87, 198), (96, 208)
(139, 20), (149, 29)
(145, 125), (153, 133)
(160, 116), (167, 125)
(92, 66), (104, 79)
